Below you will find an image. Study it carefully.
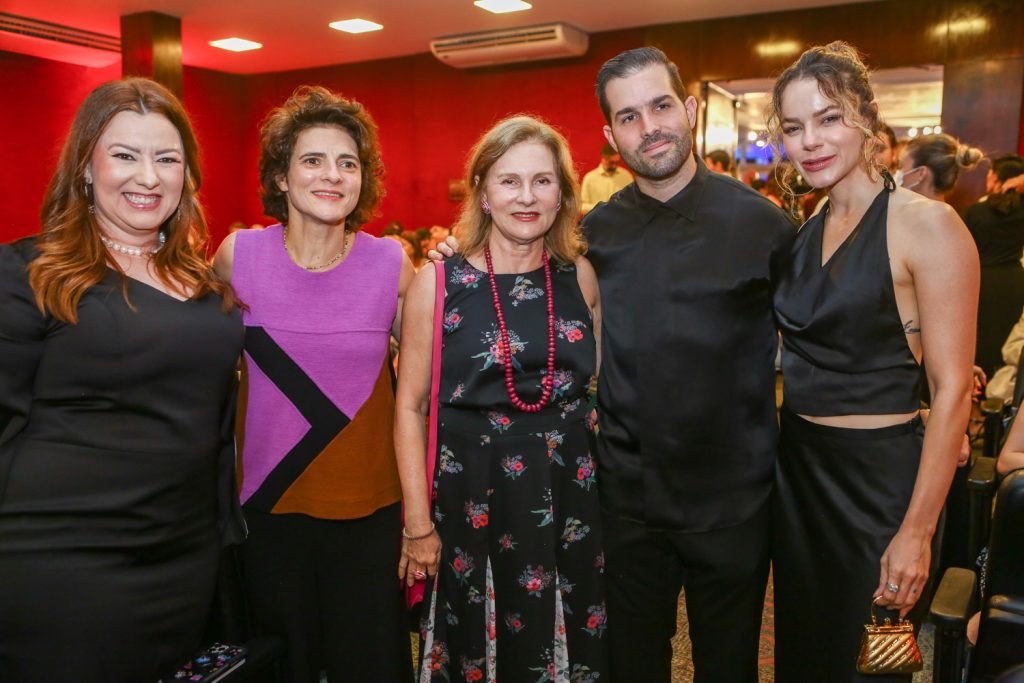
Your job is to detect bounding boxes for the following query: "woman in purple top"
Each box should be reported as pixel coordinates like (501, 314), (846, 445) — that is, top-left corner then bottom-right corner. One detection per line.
(214, 86), (415, 682)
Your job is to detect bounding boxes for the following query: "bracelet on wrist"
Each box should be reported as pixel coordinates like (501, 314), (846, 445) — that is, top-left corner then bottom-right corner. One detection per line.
(402, 522), (436, 541)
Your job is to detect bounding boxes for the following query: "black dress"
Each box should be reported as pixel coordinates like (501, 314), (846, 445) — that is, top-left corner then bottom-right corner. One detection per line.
(418, 258), (608, 683)
(773, 186), (929, 682)
(0, 240), (243, 683)
(963, 198), (1024, 376)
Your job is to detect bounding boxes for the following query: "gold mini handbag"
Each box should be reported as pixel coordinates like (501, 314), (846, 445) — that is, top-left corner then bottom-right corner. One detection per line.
(855, 599), (923, 675)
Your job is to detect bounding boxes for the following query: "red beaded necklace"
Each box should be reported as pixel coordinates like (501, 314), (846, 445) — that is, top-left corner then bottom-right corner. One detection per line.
(484, 246), (556, 413)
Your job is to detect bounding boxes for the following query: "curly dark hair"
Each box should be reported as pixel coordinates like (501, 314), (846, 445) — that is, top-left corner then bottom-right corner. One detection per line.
(258, 85), (385, 230)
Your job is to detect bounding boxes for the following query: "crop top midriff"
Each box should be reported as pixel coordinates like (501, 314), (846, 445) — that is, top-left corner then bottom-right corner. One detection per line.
(774, 184), (921, 416)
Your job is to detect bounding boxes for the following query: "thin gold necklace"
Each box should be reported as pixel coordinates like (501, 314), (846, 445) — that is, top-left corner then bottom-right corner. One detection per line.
(283, 227), (351, 271)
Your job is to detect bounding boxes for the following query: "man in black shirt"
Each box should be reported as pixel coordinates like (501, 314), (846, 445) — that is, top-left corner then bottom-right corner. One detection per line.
(583, 48), (795, 682)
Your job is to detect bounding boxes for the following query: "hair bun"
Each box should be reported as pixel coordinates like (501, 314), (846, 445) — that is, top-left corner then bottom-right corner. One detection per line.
(956, 144), (983, 170)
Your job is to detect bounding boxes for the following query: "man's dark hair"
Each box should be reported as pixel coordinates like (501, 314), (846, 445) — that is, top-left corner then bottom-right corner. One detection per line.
(705, 149), (731, 171)
(596, 47), (688, 124)
(600, 143), (617, 157)
(989, 154), (1024, 215)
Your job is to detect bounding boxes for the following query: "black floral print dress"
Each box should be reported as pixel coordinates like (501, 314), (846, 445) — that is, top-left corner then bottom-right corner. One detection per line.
(419, 258), (607, 683)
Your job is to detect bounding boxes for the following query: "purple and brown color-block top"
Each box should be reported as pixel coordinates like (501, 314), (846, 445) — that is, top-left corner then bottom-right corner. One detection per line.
(232, 225), (403, 520)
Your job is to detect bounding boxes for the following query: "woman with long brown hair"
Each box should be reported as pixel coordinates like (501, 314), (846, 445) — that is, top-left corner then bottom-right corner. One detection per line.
(768, 43), (978, 681)
(0, 78), (243, 682)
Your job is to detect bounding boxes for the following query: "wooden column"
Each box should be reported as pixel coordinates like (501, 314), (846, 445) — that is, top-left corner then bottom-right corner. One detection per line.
(941, 58), (1024, 211)
(120, 12), (182, 98)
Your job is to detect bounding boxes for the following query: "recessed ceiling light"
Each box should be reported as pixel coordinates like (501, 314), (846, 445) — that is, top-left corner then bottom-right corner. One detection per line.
(209, 37), (263, 52)
(474, 0), (533, 14)
(329, 19), (384, 34)
(754, 40), (801, 58)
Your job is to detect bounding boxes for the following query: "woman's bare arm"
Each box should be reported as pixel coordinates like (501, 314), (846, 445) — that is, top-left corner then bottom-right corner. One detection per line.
(391, 253), (416, 340)
(875, 199), (979, 616)
(394, 264), (442, 585)
(212, 231), (239, 283)
(998, 411), (1024, 476)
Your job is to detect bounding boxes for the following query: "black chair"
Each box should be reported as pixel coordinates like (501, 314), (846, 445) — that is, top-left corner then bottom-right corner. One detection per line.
(967, 350), (1024, 572)
(996, 663), (1024, 683)
(930, 470), (1024, 682)
(1011, 345), (1024, 410)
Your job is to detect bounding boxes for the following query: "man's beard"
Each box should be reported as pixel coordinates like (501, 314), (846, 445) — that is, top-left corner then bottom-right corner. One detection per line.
(620, 132), (690, 181)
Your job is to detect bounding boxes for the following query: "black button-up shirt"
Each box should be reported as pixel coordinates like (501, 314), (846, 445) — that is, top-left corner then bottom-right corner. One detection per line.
(582, 158), (795, 532)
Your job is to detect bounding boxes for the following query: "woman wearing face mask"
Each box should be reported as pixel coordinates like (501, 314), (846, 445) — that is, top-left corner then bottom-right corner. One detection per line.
(769, 42), (978, 681)
(964, 154), (1024, 377)
(896, 133), (983, 203)
(0, 79), (243, 682)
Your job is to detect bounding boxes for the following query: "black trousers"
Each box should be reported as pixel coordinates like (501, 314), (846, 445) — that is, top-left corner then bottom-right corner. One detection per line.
(240, 503), (413, 683)
(601, 503), (770, 683)
(773, 409), (928, 683)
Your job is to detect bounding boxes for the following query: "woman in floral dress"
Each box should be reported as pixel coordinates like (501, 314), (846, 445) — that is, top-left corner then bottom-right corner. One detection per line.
(395, 115), (608, 683)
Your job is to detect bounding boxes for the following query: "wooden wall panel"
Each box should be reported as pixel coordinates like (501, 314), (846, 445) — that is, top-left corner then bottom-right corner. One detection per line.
(645, 21), (702, 97)
(944, 0), (1024, 63)
(120, 12), (182, 98)
(645, 0), (1021, 83)
(643, 0), (1023, 203)
(942, 57), (1024, 209)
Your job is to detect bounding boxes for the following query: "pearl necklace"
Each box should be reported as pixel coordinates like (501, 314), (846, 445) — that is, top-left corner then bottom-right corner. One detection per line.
(283, 226), (351, 271)
(100, 232), (165, 257)
(484, 247), (556, 413)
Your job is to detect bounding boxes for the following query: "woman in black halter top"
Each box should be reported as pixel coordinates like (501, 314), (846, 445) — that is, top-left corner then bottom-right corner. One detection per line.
(768, 43), (979, 681)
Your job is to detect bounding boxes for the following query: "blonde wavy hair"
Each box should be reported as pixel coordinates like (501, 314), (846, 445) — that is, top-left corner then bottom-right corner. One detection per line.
(766, 41), (884, 198)
(28, 78), (237, 323)
(455, 115), (584, 264)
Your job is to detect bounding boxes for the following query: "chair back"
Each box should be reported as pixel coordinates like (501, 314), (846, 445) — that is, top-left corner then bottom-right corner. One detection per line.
(996, 663), (1024, 683)
(986, 470), (1024, 599)
(1012, 346), (1024, 409)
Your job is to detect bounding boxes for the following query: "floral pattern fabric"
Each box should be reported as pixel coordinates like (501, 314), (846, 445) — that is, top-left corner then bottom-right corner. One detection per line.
(420, 259), (607, 682)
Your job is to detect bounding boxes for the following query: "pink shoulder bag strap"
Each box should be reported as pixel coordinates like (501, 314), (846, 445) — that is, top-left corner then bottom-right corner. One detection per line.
(406, 261), (445, 608)
(424, 260), (445, 499)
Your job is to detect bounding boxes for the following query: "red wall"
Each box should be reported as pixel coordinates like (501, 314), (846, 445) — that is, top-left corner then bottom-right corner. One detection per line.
(0, 50), (252, 247)
(181, 66), (252, 245)
(0, 51), (118, 241)
(238, 28), (643, 239)
(0, 29), (642, 247)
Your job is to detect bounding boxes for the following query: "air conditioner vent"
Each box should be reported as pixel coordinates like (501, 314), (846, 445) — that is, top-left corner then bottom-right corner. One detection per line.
(431, 23), (588, 69)
(0, 12), (120, 52)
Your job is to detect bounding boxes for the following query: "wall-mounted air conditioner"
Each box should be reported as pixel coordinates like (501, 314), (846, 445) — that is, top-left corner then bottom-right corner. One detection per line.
(430, 23), (589, 69)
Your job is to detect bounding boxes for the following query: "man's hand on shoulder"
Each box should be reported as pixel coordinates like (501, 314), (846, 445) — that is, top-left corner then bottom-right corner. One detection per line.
(427, 235), (460, 262)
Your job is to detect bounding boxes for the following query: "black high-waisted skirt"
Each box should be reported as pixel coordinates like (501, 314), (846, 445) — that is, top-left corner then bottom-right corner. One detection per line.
(772, 407), (931, 683)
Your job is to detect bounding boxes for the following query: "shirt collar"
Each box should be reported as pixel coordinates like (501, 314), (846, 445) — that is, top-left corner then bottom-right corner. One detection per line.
(630, 154), (709, 222)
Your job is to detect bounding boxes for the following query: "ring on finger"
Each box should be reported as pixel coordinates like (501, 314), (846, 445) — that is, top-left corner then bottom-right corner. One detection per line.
(413, 570), (427, 581)
(886, 582), (900, 593)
